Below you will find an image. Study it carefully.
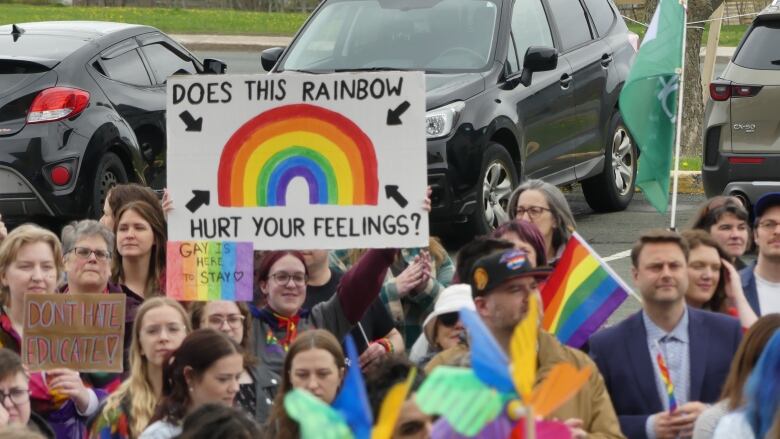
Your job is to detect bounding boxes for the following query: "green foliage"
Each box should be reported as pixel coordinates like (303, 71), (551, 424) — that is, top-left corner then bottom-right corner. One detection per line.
(0, 3), (308, 35)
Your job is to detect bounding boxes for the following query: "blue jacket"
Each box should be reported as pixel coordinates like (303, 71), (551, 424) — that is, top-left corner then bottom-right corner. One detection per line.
(588, 307), (742, 439)
(739, 262), (763, 316)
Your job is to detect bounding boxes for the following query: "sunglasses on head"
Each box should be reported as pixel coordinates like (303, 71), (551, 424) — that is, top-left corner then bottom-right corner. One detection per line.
(438, 312), (460, 327)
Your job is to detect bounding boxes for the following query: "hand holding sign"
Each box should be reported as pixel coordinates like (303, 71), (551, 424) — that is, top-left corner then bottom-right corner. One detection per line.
(45, 368), (91, 413)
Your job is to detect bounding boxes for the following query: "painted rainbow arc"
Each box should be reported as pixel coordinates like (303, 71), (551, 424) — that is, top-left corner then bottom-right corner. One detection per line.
(217, 104), (378, 207)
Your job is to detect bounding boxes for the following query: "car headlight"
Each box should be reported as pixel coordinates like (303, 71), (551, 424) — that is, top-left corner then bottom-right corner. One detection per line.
(425, 101), (465, 139)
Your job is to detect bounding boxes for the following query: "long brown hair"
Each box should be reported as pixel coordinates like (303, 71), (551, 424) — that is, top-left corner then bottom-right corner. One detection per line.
(720, 314), (780, 410)
(264, 329), (345, 439)
(97, 297), (191, 437)
(112, 200), (167, 296)
(681, 229), (730, 313)
(151, 329), (242, 425)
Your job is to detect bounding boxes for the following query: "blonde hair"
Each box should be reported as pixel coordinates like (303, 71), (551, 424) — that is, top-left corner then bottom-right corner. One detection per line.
(0, 224), (63, 307)
(98, 297), (191, 436)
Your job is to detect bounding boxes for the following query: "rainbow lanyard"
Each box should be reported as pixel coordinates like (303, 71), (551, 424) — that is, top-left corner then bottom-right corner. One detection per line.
(655, 350), (677, 412)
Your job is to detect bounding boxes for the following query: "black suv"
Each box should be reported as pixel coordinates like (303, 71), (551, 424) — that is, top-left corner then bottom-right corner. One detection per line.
(0, 21), (225, 223)
(262, 0), (637, 233)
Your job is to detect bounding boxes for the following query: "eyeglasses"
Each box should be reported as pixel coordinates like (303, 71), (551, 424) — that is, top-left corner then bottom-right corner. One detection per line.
(515, 205), (551, 219)
(270, 272), (308, 286)
(207, 314), (245, 329)
(142, 323), (186, 337)
(758, 220), (780, 231)
(69, 246), (111, 261)
(437, 312), (460, 327)
(0, 388), (29, 406)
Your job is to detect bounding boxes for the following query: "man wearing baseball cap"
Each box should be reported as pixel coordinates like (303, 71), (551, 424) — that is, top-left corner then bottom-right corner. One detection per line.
(432, 246), (624, 439)
(740, 192), (780, 315)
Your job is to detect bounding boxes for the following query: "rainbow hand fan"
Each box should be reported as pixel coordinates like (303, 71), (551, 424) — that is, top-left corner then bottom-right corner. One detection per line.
(283, 335), (416, 439)
(416, 295), (592, 438)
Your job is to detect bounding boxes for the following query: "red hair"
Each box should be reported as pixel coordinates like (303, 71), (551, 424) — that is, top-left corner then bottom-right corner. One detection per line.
(257, 251), (308, 281)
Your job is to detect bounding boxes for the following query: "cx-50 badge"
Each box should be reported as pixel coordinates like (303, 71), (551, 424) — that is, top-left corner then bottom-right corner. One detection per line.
(733, 123), (756, 133)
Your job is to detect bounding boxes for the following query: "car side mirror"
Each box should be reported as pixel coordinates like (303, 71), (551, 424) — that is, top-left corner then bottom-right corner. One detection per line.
(261, 47), (285, 72)
(203, 58), (227, 74)
(520, 46), (558, 87)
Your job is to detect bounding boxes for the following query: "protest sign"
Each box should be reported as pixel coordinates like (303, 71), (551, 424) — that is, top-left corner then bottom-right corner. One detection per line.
(166, 72), (428, 250)
(167, 240), (254, 301)
(22, 293), (126, 373)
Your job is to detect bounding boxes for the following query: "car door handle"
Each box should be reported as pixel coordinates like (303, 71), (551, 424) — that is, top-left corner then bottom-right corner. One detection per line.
(560, 74), (572, 89)
(601, 53), (613, 67)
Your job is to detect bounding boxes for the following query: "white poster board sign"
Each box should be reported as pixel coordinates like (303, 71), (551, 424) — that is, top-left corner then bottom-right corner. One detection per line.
(166, 72), (428, 250)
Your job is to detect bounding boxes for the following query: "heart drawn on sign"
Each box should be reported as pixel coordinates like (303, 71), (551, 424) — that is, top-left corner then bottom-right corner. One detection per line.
(234, 272), (244, 282)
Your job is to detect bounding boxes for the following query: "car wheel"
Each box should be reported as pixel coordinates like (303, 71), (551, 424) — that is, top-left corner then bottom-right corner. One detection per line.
(582, 112), (637, 212)
(470, 143), (518, 235)
(92, 152), (128, 218)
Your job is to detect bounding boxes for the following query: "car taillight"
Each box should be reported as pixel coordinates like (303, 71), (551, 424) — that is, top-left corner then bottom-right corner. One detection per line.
(709, 82), (732, 101)
(728, 157), (765, 165)
(27, 87), (90, 124)
(709, 82), (763, 101)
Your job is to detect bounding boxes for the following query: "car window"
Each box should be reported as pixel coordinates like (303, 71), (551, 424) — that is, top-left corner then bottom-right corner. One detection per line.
(734, 21), (780, 70)
(511, 0), (554, 64)
(142, 42), (198, 85)
(0, 34), (88, 61)
(583, 0), (615, 37)
(102, 49), (152, 87)
(547, 0), (593, 51)
(281, 0), (499, 72)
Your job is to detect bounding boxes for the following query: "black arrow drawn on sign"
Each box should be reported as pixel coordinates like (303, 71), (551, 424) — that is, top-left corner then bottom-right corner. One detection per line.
(385, 185), (408, 208)
(186, 190), (210, 213)
(386, 101), (411, 126)
(179, 111), (203, 132)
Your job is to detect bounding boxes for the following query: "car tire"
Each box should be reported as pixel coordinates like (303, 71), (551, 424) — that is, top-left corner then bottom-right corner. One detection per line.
(470, 143), (518, 235)
(582, 111), (637, 212)
(92, 152), (128, 218)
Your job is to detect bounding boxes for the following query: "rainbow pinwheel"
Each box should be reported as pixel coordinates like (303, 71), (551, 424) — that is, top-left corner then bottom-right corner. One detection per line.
(416, 295), (593, 438)
(283, 335), (416, 439)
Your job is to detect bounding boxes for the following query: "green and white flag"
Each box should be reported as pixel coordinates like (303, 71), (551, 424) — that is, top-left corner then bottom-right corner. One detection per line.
(619, 0), (685, 213)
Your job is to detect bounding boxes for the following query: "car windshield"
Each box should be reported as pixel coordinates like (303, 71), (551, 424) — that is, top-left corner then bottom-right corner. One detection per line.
(280, 0), (500, 73)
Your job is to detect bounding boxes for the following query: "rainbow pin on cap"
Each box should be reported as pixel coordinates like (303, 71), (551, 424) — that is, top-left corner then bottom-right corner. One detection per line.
(469, 249), (552, 296)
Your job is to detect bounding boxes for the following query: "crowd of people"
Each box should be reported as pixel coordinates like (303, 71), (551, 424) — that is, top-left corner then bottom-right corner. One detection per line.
(0, 180), (779, 439)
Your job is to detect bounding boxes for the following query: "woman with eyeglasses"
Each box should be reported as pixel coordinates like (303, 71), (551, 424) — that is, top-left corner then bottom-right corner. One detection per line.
(408, 284), (474, 368)
(1, 224), (108, 438)
(90, 298), (191, 439)
(253, 248), (396, 376)
(507, 179), (576, 264)
(111, 200), (167, 299)
(140, 329), (244, 439)
(0, 348), (54, 438)
(189, 301), (279, 424)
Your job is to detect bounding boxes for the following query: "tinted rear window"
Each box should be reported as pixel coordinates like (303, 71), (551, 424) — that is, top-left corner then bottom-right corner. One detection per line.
(734, 21), (780, 70)
(1, 35), (89, 60)
(584, 0), (615, 37)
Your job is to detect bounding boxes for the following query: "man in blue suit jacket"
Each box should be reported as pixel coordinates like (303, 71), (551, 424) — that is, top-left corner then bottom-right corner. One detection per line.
(590, 230), (742, 439)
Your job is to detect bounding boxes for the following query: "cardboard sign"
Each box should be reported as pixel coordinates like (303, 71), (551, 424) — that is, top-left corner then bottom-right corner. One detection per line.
(166, 240), (254, 301)
(22, 294), (126, 373)
(166, 72), (428, 250)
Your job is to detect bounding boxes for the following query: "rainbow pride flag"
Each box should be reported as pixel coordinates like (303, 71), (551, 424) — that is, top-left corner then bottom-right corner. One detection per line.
(656, 351), (678, 412)
(541, 232), (632, 348)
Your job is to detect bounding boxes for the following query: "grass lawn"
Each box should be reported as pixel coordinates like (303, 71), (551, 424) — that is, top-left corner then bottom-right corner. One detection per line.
(0, 3), (308, 35)
(678, 155), (702, 171)
(627, 22), (748, 47)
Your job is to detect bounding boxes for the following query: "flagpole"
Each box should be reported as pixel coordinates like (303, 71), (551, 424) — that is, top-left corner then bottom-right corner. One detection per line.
(669, 0), (688, 230)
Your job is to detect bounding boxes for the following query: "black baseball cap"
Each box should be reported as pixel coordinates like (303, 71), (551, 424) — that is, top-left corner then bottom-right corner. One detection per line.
(754, 192), (780, 221)
(469, 249), (552, 296)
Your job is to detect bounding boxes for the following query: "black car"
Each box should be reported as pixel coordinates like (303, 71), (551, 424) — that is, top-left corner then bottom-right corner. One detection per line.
(262, 0), (637, 233)
(0, 21), (225, 223)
